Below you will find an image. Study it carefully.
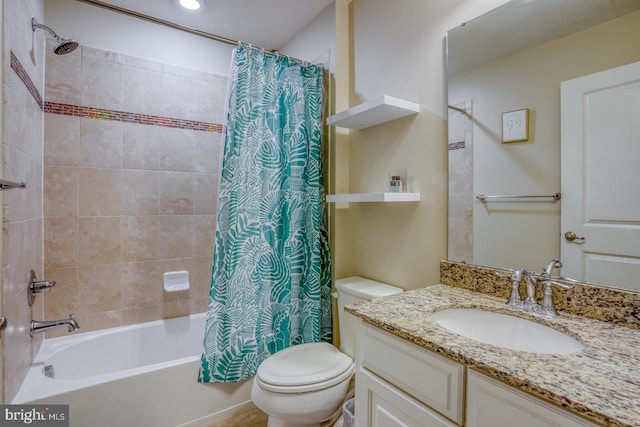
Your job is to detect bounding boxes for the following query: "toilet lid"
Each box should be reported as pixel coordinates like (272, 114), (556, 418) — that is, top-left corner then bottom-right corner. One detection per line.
(256, 342), (354, 392)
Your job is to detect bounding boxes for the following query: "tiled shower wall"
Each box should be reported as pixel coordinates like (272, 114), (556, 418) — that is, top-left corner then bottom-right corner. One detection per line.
(447, 101), (473, 263)
(3, 0), (46, 403)
(43, 44), (228, 336)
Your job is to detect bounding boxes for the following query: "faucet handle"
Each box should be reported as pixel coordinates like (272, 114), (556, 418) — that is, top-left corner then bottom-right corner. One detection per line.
(496, 268), (523, 281)
(539, 279), (575, 316)
(498, 269), (524, 308)
(543, 279), (575, 291)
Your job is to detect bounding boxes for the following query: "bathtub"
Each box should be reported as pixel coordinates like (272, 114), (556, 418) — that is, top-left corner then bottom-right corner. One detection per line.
(12, 313), (253, 427)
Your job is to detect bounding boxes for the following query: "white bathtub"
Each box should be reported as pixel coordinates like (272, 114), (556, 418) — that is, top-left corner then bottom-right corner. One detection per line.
(13, 313), (253, 427)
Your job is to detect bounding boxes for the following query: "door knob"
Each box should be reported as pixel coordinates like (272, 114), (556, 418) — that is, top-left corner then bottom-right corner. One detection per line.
(564, 231), (585, 242)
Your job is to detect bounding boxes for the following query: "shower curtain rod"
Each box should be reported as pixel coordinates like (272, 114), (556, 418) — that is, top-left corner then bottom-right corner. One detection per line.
(75, 0), (307, 63)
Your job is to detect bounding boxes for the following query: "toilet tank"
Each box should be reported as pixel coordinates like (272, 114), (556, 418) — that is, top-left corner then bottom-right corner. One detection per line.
(334, 276), (403, 359)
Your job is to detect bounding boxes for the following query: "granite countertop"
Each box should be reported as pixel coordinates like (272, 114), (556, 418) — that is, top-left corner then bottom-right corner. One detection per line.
(346, 284), (640, 427)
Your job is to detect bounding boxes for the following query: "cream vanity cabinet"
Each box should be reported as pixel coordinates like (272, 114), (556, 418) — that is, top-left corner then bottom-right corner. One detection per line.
(355, 323), (464, 427)
(355, 323), (599, 427)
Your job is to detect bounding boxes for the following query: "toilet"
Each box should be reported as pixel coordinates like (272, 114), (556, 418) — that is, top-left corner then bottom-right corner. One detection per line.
(251, 276), (403, 427)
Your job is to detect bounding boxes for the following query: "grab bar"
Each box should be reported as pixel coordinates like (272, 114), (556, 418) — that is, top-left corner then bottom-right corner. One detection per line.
(0, 178), (26, 190)
(476, 192), (561, 202)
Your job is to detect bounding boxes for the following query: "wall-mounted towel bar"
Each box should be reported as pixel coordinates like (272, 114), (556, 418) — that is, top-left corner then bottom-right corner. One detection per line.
(476, 192), (561, 202)
(0, 178), (26, 190)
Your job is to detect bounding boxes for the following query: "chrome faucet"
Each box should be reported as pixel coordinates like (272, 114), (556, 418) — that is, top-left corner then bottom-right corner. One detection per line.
(31, 314), (79, 337)
(521, 270), (540, 311)
(542, 259), (562, 277)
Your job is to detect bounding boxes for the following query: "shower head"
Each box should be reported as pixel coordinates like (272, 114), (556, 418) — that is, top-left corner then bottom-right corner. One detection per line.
(31, 18), (79, 55)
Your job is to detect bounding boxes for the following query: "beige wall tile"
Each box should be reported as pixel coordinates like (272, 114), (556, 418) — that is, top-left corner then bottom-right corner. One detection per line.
(123, 65), (164, 117)
(162, 299), (191, 319)
(81, 56), (124, 111)
(43, 267), (79, 320)
(44, 165), (79, 217)
(79, 118), (123, 168)
(158, 127), (194, 172)
(79, 217), (122, 265)
(121, 216), (160, 261)
(79, 168), (121, 216)
(122, 170), (159, 215)
(73, 310), (122, 334)
(44, 113), (80, 166)
(122, 306), (162, 325)
(82, 46), (124, 64)
(44, 217), (79, 269)
(3, 143), (41, 223)
(122, 123), (161, 170)
(159, 171), (194, 215)
(45, 44), (81, 105)
(194, 173), (218, 215)
(193, 215), (216, 258)
(192, 132), (222, 174)
(78, 263), (122, 313)
(121, 260), (163, 308)
(157, 216), (193, 259)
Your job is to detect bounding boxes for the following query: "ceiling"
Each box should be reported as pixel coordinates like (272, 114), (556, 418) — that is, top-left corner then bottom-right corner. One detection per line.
(89, 0), (334, 50)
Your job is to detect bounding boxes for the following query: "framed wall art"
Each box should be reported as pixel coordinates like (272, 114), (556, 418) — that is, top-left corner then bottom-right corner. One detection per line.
(502, 108), (529, 143)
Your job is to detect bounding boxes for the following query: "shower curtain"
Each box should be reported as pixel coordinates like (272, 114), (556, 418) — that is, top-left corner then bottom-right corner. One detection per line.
(199, 44), (332, 383)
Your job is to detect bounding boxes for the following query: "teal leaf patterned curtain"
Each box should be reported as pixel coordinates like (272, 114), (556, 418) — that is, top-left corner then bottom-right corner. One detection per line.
(199, 44), (332, 383)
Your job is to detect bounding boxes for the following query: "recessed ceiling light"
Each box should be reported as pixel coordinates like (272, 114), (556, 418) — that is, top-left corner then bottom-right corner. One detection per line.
(178, 0), (204, 11)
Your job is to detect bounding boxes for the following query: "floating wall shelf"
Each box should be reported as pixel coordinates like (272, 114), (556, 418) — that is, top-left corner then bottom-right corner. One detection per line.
(326, 192), (421, 203)
(326, 96), (420, 129)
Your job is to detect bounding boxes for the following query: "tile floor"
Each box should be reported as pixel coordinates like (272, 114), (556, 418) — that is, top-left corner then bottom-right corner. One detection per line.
(206, 406), (268, 427)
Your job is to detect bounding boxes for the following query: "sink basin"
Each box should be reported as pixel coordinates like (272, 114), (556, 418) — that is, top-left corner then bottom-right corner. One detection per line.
(431, 308), (583, 354)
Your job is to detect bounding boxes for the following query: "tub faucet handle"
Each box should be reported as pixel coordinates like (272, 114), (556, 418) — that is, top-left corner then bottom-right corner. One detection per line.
(27, 269), (56, 306)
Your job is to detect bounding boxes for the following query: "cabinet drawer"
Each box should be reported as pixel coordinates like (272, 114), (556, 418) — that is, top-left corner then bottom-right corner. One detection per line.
(467, 370), (599, 427)
(356, 367), (459, 427)
(359, 323), (465, 424)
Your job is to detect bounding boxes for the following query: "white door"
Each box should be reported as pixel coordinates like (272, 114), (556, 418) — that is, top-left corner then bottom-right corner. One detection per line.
(561, 61), (640, 290)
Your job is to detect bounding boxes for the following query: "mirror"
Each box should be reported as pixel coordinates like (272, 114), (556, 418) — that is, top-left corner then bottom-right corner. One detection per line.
(446, 0), (640, 289)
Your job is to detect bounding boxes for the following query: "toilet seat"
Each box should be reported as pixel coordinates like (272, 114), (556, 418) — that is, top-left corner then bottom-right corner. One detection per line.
(256, 342), (354, 393)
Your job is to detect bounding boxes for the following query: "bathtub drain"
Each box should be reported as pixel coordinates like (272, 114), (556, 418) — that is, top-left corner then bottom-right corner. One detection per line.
(43, 364), (55, 378)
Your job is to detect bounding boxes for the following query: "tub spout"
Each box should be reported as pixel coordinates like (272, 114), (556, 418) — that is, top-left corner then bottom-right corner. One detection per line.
(31, 314), (79, 337)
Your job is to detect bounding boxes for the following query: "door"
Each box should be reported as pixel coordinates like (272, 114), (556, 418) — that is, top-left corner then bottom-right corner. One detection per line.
(561, 61), (640, 290)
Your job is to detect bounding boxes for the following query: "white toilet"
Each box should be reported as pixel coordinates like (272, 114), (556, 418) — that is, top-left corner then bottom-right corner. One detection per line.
(251, 276), (403, 427)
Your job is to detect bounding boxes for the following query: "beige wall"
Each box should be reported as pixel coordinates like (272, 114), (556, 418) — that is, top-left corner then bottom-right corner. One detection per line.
(449, 11), (640, 272)
(2, 0), (46, 403)
(332, 0), (508, 290)
(43, 44), (227, 336)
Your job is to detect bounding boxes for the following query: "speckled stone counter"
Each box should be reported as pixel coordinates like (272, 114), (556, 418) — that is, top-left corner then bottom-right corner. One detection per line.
(346, 284), (640, 427)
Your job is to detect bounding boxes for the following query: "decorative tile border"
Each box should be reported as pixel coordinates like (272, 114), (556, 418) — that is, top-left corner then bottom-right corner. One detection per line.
(448, 141), (465, 150)
(10, 50), (223, 134)
(10, 51), (43, 108)
(43, 102), (224, 133)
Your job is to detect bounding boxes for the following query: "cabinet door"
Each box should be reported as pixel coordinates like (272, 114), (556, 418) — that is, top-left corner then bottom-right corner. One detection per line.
(466, 370), (599, 427)
(359, 323), (465, 424)
(356, 367), (459, 427)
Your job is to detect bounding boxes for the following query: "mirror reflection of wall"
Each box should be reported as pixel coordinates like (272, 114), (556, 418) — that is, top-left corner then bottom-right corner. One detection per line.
(446, 0), (640, 287)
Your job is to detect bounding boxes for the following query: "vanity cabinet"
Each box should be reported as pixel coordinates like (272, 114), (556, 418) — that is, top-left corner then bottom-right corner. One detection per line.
(356, 323), (599, 427)
(355, 323), (464, 427)
(466, 370), (598, 427)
